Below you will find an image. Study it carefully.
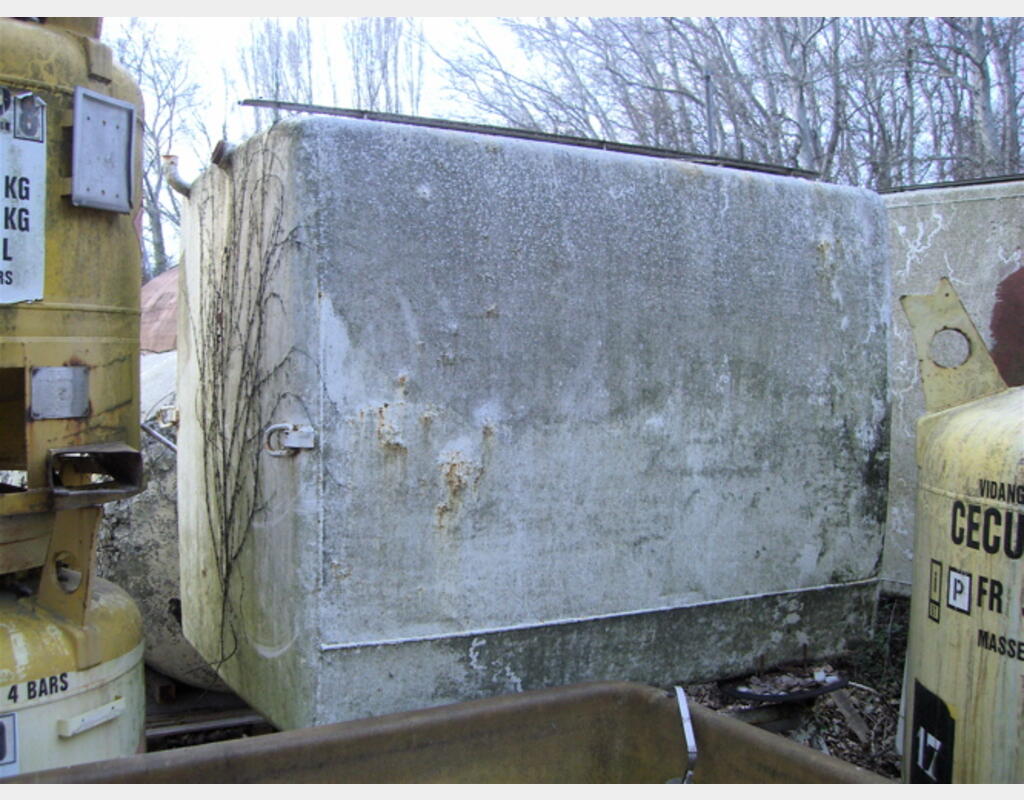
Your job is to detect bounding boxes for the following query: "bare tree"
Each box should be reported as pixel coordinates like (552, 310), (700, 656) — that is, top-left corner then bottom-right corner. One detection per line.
(442, 17), (1024, 190)
(986, 17), (1022, 174)
(109, 19), (204, 279)
(912, 18), (1022, 179)
(345, 18), (424, 114)
(239, 18), (314, 129)
(237, 18), (424, 123)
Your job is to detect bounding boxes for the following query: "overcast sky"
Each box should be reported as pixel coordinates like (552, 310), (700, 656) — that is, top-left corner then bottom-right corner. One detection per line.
(101, 17), (517, 175)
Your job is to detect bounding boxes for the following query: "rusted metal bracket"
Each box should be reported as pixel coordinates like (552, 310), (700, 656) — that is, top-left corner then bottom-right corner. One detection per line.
(47, 442), (143, 509)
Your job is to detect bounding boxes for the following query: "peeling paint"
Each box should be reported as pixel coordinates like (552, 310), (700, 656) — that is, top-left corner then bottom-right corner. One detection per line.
(467, 636), (486, 672)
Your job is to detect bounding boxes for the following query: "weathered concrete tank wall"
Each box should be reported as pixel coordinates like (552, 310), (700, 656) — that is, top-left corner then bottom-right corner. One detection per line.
(179, 117), (890, 729)
(883, 180), (1024, 593)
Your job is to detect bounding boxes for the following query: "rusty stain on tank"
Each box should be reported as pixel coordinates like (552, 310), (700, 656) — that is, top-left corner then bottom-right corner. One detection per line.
(375, 403), (406, 452)
(444, 460), (468, 495)
(434, 449), (483, 531)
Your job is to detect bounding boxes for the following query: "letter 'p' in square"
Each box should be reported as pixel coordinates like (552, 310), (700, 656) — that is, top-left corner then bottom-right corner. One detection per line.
(947, 567), (972, 615)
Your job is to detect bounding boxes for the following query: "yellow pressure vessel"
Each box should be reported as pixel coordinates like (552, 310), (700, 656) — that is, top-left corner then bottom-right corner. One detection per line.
(901, 278), (1023, 782)
(0, 18), (145, 777)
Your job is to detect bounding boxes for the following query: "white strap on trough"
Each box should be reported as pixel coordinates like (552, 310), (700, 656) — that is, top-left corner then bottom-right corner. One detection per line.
(674, 685), (698, 784)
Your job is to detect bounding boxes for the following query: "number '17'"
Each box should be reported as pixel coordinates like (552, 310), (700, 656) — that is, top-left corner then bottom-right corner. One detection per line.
(916, 726), (942, 781)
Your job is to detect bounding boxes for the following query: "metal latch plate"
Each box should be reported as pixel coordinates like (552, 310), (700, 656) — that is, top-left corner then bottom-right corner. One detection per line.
(264, 424), (316, 457)
(71, 87), (134, 213)
(282, 426), (316, 449)
(31, 366), (89, 419)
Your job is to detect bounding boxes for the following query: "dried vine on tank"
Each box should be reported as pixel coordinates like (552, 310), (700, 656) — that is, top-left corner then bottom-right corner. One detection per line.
(189, 133), (298, 670)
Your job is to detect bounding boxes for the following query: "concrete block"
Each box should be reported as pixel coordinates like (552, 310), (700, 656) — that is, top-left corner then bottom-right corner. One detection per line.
(179, 117), (889, 728)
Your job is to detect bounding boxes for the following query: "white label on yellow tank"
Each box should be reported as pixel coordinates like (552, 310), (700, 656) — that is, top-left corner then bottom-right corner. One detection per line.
(0, 711), (17, 777)
(3, 671), (72, 707)
(0, 86), (46, 304)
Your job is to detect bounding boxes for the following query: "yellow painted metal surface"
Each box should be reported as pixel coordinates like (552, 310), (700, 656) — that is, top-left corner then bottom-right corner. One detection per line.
(0, 18), (146, 777)
(0, 17), (142, 490)
(901, 279), (1023, 782)
(1, 579), (145, 777)
(0, 578), (143, 686)
(0, 15), (143, 606)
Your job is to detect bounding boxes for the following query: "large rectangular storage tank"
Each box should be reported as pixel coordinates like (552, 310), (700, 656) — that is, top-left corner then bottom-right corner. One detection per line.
(178, 117), (890, 730)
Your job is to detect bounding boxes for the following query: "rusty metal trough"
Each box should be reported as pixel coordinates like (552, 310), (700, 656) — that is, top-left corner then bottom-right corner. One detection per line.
(10, 682), (889, 783)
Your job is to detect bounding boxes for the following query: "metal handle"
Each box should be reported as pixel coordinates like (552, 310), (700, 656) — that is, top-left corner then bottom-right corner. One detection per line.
(58, 696), (125, 738)
(264, 424), (316, 457)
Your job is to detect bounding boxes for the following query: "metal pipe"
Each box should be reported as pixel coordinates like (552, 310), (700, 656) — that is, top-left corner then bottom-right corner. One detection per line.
(161, 155), (192, 197)
(141, 422), (177, 453)
(238, 98), (819, 180)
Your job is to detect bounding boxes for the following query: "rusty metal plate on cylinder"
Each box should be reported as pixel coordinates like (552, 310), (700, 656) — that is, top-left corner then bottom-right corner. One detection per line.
(70, 87), (133, 214)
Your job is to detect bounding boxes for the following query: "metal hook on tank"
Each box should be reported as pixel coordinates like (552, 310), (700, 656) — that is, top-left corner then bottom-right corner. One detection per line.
(264, 423), (317, 457)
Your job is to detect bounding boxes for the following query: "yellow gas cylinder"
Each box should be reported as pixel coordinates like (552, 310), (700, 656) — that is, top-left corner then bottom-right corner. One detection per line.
(901, 278), (1024, 782)
(1, 579), (144, 776)
(0, 18), (145, 777)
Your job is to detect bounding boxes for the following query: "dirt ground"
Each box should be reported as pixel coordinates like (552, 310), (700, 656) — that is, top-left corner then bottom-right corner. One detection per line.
(685, 594), (910, 780)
